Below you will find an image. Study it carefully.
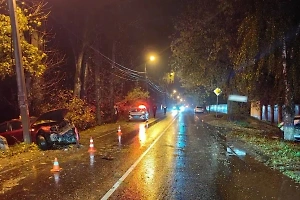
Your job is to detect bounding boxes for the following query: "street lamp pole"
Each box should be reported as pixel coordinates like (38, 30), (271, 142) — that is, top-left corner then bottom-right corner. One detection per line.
(144, 55), (155, 95)
(145, 63), (148, 94)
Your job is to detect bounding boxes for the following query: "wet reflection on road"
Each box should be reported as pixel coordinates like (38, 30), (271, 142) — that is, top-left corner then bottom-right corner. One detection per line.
(53, 172), (60, 184)
(1, 112), (300, 200)
(139, 123), (146, 146)
(89, 152), (95, 167)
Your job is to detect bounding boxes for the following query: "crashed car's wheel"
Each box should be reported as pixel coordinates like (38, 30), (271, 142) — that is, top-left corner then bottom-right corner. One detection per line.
(36, 134), (48, 150)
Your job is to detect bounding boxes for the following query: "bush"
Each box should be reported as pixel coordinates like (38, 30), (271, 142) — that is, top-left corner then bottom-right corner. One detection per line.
(66, 96), (95, 130)
(40, 90), (95, 130)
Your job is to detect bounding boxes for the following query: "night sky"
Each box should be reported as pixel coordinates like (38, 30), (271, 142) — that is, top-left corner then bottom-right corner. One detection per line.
(0, 0), (185, 122)
(46, 0), (184, 76)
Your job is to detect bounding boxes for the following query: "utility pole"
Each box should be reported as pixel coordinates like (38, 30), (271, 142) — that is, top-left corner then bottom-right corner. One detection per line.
(145, 63), (148, 94)
(8, 0), (31, 144)
(110, 41), (116, 118)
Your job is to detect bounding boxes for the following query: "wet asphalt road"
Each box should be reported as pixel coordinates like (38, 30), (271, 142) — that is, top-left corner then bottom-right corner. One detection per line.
(0, 110), (299, 199)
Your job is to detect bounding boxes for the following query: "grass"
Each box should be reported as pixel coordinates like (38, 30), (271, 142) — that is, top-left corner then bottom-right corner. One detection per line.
(0, 143), (40, 158)
(203, 113), (300, 183)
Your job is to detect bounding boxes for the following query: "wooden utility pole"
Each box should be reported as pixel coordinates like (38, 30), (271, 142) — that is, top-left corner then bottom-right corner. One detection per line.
(7, 0), (31, 144)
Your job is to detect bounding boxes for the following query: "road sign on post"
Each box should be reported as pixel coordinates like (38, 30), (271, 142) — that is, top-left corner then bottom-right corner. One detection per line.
(214, 88), (222, 96)
(214, 88), (222, 117)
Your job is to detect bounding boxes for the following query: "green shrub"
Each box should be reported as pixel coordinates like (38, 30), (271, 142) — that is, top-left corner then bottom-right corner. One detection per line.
(40, 90), (96, 130)
(66, 96), (96, 130)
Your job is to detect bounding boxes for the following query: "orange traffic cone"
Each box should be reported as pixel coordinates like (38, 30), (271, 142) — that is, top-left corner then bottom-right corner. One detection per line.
(88, 137), (96, 153)
(117, 125), (122, 137)
(51, 158), (62, 172)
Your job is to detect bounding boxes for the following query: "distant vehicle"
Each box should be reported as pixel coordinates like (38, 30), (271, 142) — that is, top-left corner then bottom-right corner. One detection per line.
(278, 115), (300, 141)
(0, 109), (79, 150)
(129, 105), (149, 121)
(172, 105), (180, 111)
(194, 106), (205, 113)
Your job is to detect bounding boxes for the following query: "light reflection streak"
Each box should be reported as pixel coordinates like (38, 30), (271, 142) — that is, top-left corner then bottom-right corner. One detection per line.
(53, 172), (60, 184)
(143, 158), (155, 184)
(118, 135), (122, 145)
(139, 123), (146, 146)
(89, 152), (95, 166)
(172, 110), (178, 116)
(174, 113), (187, 190)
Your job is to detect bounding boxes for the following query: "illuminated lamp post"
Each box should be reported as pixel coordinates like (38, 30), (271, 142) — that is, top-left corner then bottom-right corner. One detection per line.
(144, 55), (155, 109)
(144, 55), (155, 94)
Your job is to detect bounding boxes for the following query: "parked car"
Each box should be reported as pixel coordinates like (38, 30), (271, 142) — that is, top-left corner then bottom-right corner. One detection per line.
(129, 105), (149, 121)
(0, 109), (79, 150)
(278, 115), (300, 141)
(194, 106), (205, 113)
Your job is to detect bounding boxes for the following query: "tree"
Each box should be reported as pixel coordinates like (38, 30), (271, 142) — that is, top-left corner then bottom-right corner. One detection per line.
(0, 1), (47, 79)
(0, 0), (63, 117)
(170, 0), (240, 102)
(125, 87), (149, 105)
(231, 0), (300, 139)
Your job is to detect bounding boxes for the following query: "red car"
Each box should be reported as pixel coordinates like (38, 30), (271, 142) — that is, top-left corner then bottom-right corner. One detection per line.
(0, 109), (79, 150)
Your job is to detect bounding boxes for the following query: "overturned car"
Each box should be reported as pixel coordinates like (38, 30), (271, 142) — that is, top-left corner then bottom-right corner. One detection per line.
(0, 109), (79, 150)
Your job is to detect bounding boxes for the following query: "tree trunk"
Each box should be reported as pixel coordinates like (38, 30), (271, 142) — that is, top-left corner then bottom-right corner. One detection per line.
(73, 50), (84, 98)
(95, 59), (102, 125)
(278, 104), (283, 123)
(82, 61), (89, 99)
(282, 36), (294, 140)
(264, 104), (268, 121)
(270, 104), (274, 124)
(260, 104), (263, 120)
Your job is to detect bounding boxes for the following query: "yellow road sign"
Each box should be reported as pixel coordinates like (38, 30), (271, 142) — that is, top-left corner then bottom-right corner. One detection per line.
(214, 88), (222, 96)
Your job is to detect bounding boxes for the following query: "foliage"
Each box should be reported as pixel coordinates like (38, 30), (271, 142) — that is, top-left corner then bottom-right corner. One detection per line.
(170, 0), (300, 110)
(41, 90), (95, 130)
(124, 87), (149, 105)
(170, 0), (241, 102)
(0, 1), (47, 79)
(66, 96), (96, 130)
(0, 142), (39, 158)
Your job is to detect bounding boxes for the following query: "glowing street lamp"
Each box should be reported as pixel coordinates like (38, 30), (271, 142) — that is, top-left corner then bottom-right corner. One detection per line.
(149, 55), (155, 62)
(145, 55), (155, 93)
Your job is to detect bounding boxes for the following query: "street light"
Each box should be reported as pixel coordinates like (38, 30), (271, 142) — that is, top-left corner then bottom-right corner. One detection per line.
(144, 55), (155, 93)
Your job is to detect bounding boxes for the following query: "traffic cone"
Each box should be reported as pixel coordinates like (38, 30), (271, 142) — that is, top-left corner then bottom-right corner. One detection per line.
(88, 137), (96, 153)
(51, 158), (62, 172)
(117, 125), (122, 136)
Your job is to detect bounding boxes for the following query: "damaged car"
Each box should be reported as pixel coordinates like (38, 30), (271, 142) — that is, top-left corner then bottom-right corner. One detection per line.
(0, 109), (79, 150)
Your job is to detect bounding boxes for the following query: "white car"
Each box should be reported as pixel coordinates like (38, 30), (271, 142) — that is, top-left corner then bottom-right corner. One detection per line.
(194, 106), (205, 113)
(278, 115), (300, 141)
(129, 105), (149, 121)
